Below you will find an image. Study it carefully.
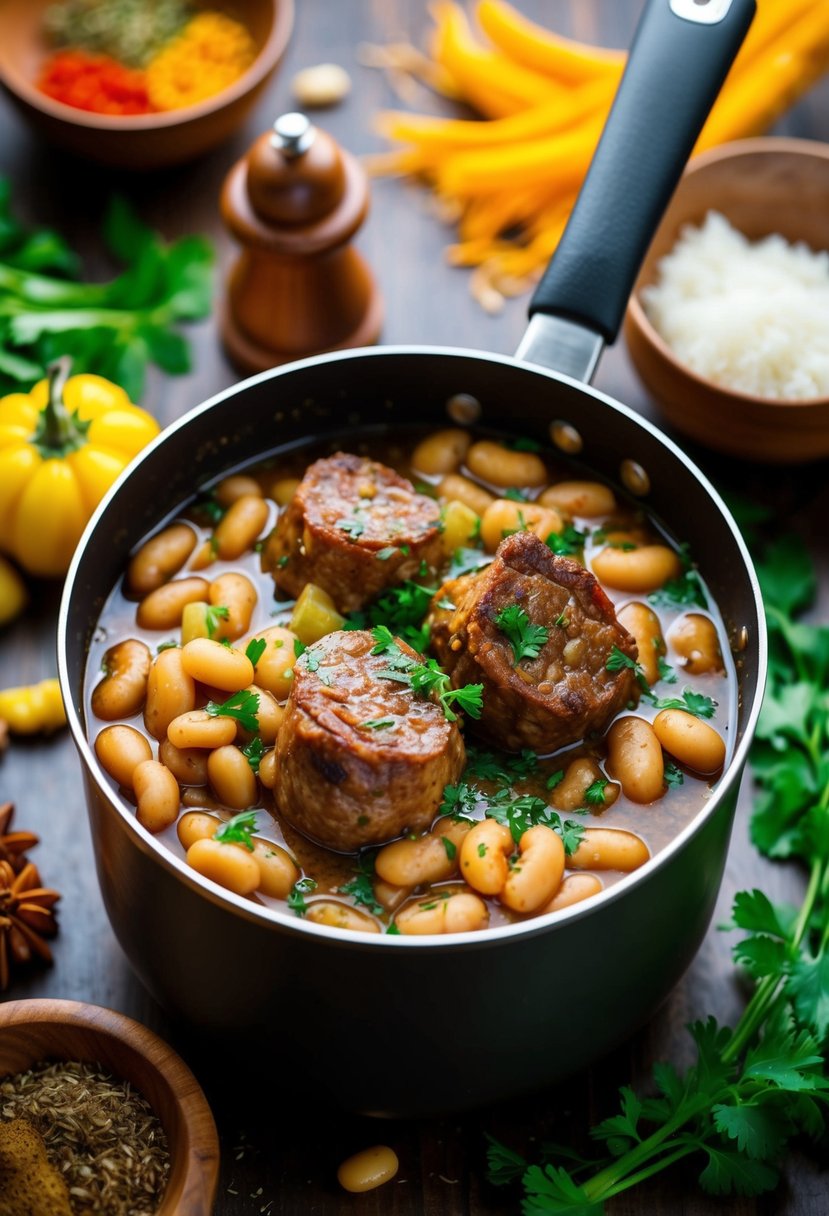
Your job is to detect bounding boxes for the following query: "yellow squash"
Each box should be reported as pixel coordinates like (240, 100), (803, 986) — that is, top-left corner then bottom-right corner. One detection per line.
(0, 359), (160, 577)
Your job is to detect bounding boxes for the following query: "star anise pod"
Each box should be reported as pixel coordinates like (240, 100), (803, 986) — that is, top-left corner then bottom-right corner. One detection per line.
(0, 802), (39, 874)
(0, 858), (60, 990)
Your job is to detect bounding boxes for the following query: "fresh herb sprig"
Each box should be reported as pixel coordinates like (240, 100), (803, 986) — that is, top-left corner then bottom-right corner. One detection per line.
(0, 186), (213, 401)
(204, 688), (260, 734)
(214, 810), (258, 851)
(488, 532), (829, 1211)
(495, 604), (549, 665)
(370, 627), (483, 722)
(345, 580), (437, 652)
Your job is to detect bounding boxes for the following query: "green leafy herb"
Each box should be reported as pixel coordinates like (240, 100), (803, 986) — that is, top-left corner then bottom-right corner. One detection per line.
(554, 611), (569, 629)
(504, 486), (529, 502)
(0, 186), (213, 401)
(339, 854), (383, 916)
(441, 836), (457, 861)
(204, 688), (260, 734)
(156, 639), (178, 652)
(205, 604), (229, 639)
(439, 781), (481, 819)
(371, 627), (483, 722)
(447, 547), (493, 580)
(656, 654), (677, 684)
(664, 760), (685, 789)
(287, 877), (317, 917)
(649, 568), (708, 610)
(546, 525), (588, 557)
(464, 746), (538, 785)
(276, 555), (290, 568)
(293, 638), (306, 659)
(196, 492), (225, 526)
(546, 770), (565, 791)
(495, 604), (549, 665)
(486, 793), (584, 851)
(345, 580), (436, 652)
(214, 810), (258, 852)
(361, 718), (395, 730)
(646, 687), (717, 719)
(241, 737), (265, 774)
(245, 637), (267, 666)
(489, 530), (829, 1212)
(375, 546), (399, 560)
(606, 644), (649, 691)
(584, 778), (609, 807)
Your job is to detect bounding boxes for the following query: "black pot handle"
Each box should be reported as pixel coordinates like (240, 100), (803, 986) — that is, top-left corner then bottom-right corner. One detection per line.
(527, 0), (756, 347)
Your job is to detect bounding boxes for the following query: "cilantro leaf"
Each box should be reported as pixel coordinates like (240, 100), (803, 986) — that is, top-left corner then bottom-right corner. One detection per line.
(698, 1147), (779, 1197)
(645, 687), (717, 719)
(494, 604), (549, 664)
(205, 603), (229, 638)
(339, 854), (383, 916)
(583, 778), (609, 807)
(545, 524), (588, 557)
(241, 736), (265, 774)
(245, 637), (267, 666)
(287, 877), (317, 916)
(606, 645), (648, 691)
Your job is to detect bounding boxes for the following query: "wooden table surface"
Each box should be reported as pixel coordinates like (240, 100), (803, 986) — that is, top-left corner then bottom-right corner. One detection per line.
(2, 2), (829, 1213)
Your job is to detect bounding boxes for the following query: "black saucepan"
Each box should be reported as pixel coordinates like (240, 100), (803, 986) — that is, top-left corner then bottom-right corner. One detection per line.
(59, 0), (764, 1116)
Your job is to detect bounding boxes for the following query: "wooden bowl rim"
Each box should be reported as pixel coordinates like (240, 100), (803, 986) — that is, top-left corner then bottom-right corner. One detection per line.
(0, 997), (219, 1215)
(627, 135), (829, 411)
(0, 0), (294, 131)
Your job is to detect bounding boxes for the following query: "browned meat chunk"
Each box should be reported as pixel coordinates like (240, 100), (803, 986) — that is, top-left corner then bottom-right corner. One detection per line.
(429, 532), (639, 753)
(262, 452), (444, 613)
(276, 629), (466, 852)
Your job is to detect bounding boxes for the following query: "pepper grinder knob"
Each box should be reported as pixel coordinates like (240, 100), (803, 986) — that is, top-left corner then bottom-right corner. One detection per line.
(220, 112), (383, 372)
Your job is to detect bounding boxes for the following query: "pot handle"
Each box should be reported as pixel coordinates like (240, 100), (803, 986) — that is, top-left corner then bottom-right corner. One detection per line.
(516, 0), (755, 382)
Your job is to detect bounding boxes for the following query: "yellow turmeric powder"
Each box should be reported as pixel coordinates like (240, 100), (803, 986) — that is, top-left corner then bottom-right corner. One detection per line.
(146, 11), (256, 110)
(0, 1118), (73, 1216)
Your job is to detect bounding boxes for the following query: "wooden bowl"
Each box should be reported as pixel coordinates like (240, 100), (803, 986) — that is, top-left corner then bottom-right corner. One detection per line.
(0, 998), (219, 1215)
(0, 0), (294, 169)
(624, 137), (829, 463)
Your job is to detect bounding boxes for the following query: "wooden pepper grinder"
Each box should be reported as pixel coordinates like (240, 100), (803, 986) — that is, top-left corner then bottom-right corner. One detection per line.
(221, 112), (383, 371)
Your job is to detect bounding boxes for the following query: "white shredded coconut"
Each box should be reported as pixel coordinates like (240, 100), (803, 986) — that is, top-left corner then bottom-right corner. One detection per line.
(642, 211), (829, 400)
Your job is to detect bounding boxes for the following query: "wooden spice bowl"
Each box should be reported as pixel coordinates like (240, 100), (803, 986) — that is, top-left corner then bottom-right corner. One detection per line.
(0, 0), (294, 169)
(624, 137), (829, 463)
(0, 998), (219, 1215)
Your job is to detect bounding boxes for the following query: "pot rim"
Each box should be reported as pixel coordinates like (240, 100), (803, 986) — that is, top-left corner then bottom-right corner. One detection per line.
(57, 343), (768, 951)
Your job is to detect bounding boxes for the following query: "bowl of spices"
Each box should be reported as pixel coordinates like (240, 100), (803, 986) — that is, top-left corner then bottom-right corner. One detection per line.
(624, 137), (829, 463)
(0, 0), (294, 169)
(0, 998), (218, 1215)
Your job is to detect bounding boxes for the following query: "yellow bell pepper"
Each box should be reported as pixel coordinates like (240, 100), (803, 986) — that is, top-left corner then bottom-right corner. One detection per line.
(0, 555), (27, 627)
(0, 358), (160, 578)
(0, 677), (66, 734)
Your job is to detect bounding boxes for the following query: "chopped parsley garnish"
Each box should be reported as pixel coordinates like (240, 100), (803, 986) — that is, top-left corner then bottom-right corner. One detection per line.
(241, 737), (265, 774)
(646, 687), (717, 719)
(276, 555), (290, 568)
(657, 654), (677, 683)
(287, 877), (317, 917)
(649, 554), (708, 608)
(375, 547), (399, 560)
(157, 639), (179, 652)
(464, 746), (538, 785)
(293, 638), (306, 659)
(584, 777), (609, 807)
(546, 769), (564, 790)
(204, 688), (260, 733)
(440, 781), (481, 819)
(485, 793), (585, 853)
(371, 627), (483, 722)
(245, 637), (267, 666)
(339, 854), (383, 916)
(345, 580), (436, 652)
(205, 603), (229, 639)
(214, 810), (258, 851)
(606, 645), (649, 692)
(554, 611), (569, 629)
(494, 604), (549, 665)
(360, 717), (395, 730)
(441, 836), (457, 861)
(546, 524), (588, 557)
(504, 487), (529, 502)
(196, 492), (225, 525)
(664, 760), (685, 788)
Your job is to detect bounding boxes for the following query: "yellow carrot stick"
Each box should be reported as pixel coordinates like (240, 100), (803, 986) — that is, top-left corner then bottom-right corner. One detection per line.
(476, 0), (625, 84)
(376, 73), (616, 151)
(697, 2), (829, 150)
(438, 110), (605, 196)
(430, 0), (568, 118)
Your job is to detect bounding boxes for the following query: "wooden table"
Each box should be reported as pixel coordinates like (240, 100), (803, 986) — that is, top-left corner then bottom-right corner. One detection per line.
(1, 2), (828, 1212)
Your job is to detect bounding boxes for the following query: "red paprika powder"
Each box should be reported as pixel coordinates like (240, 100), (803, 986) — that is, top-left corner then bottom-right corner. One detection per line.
(38, 49), (153, 115)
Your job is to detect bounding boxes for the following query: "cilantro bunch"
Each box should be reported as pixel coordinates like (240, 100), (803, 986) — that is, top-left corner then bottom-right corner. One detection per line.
(0, 183), (213, 401)
(488, 533), (829, 1212)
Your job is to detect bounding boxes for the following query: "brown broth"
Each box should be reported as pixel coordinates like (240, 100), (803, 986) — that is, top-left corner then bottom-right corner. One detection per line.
(84, 431), (737, 933)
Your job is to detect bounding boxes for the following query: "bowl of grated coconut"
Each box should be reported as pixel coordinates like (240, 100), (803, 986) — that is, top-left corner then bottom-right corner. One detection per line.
(0, 998), (218, 1216)
(624, 137), (829, 462)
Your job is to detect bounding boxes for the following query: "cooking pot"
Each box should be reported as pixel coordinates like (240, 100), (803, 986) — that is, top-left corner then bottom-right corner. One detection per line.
(58, 0), (764, 1116)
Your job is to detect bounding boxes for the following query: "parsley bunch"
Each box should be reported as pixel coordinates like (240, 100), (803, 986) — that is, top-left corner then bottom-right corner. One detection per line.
(488, 533), (829, 1211)
(0, 185), (213, 401)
